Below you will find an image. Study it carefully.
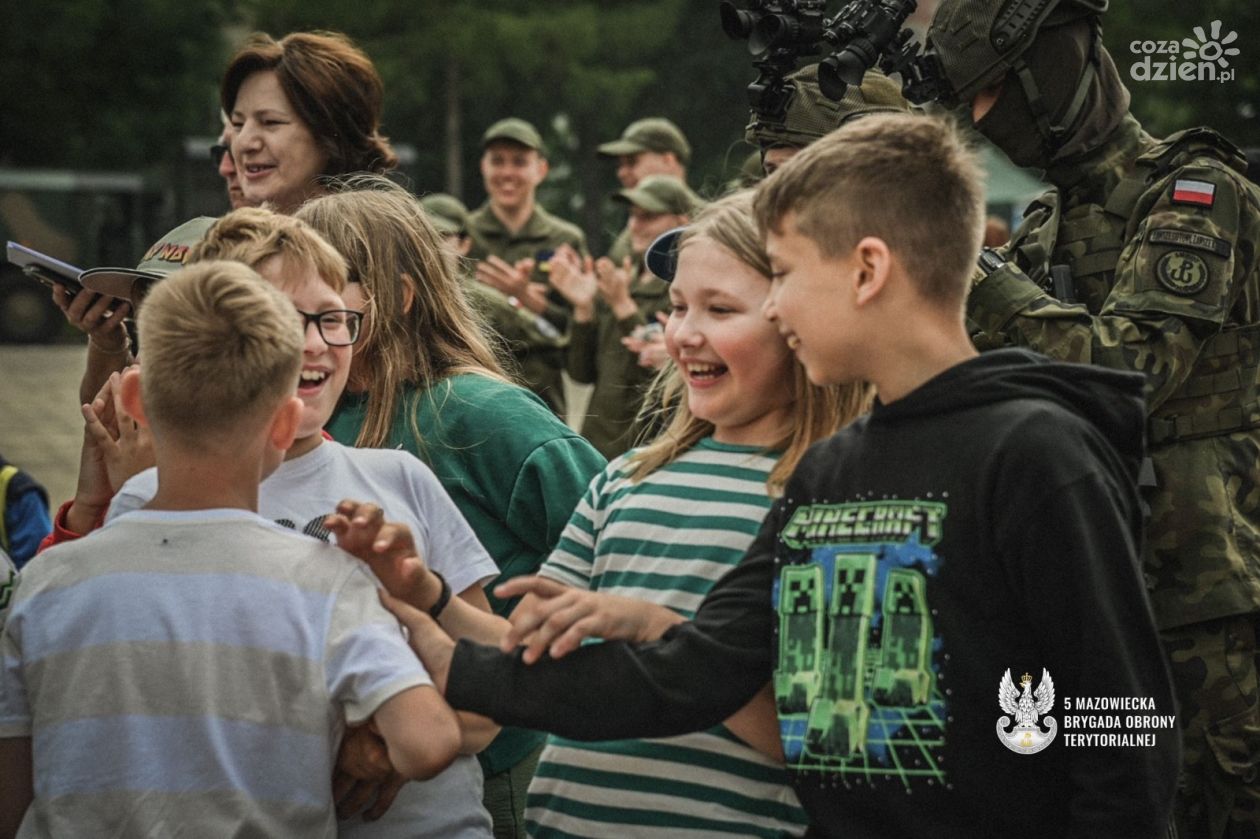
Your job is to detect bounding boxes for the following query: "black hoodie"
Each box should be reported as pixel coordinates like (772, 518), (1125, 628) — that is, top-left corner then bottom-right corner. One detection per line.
(449, 349), (1180, 838)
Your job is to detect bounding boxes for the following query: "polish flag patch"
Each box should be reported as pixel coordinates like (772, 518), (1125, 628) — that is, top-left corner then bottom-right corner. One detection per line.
(1172, 179), (1216, 207)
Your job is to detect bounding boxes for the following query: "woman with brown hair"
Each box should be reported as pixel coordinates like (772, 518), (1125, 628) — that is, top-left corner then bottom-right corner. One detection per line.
(224, 31), (397, 213)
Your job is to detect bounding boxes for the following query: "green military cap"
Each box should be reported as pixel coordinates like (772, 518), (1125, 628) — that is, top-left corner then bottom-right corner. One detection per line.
(79, 216), (217, 304)
(482, 117), (545, 153)
(612, 175), (703, 216)
(745, 64), (911, 150)
(420, 193), (469, 236)
(598, 118), (692, 165)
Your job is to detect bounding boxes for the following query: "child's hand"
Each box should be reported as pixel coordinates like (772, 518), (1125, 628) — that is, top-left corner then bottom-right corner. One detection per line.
(83, 371), (153, 492)
(333, 724), (406, 822)
(324, 501), (440, 610)
(378, 589), (455, 693)
(494, 576), (684, 665)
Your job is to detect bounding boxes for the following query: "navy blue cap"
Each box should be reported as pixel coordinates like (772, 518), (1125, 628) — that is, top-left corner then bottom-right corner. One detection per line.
(644, 226), (687, 282)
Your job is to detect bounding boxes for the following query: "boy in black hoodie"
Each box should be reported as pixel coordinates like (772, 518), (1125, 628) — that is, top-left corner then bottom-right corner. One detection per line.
(395, 113), (1180, 838)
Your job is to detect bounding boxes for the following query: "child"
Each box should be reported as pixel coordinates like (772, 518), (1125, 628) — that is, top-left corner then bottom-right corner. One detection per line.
(104, 209), (502, 839)
(520, 191), (868, 837)
(296, 178), (605, 838)
(549, 174), (702, 459)
(0, 262), (460, 836)
(403, 113), (1182, 838)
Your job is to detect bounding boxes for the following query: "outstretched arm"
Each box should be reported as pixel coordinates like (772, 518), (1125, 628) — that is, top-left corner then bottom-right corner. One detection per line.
(444, 517), (782, 742)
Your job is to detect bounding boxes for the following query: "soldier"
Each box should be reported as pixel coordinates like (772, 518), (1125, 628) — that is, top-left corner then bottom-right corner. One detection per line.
(744, 63), (910, 175)
(597, 117), (692, 265)
(466, 118), (587, 416)
(420, 192), (542, 376)
(597, 117), (691, 191)
(551, 175), (702, 458)
(925, 1), (1260, 834)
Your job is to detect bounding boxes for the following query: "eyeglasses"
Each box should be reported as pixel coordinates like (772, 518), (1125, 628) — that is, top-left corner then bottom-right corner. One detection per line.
(297, 309), (363, 346)
(209, 144), (232, 165)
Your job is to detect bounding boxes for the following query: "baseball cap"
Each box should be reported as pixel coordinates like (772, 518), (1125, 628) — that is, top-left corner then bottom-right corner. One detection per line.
(482, 118), (545, 153)
(598, 118), (692, 165)
(79, 217), (217, 304)
(613, 175), (703, 216)
(420, 193), (470, 236)
(745, 65), (910, 150)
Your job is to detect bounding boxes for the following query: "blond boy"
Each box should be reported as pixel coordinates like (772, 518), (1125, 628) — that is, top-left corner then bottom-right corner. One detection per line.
(414, 113), (1181, 838)
(101, 209), (502, 837)
(0, 262), (459, 837)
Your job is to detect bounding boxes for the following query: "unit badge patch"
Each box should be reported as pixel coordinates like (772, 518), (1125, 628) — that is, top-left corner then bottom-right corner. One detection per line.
(1156, 250), (1210, 295)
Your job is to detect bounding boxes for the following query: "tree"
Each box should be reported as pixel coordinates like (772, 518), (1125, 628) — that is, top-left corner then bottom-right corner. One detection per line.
(0, 0), (239, 169)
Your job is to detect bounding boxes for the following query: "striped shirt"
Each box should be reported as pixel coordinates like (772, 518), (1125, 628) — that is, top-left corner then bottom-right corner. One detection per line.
(528, 438), (808, 838)
(0, 509), (430, 838)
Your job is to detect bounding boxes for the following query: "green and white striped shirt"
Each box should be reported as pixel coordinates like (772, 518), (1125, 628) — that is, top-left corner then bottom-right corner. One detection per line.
(527, 437), (808, 838)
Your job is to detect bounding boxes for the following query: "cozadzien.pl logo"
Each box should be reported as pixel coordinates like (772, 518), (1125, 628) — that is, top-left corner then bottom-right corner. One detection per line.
(1130, 20), (1239, 83)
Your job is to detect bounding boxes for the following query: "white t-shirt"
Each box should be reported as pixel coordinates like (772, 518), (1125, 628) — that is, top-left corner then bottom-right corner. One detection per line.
(109, 441), (498, 597)
(108, 442), (497, 838)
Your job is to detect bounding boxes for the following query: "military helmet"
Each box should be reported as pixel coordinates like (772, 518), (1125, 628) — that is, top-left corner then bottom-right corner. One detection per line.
(926, 0), (1108, 107)
(745, 64), (910, 150)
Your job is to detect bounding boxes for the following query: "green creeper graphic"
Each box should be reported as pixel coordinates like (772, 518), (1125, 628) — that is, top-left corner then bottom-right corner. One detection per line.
(872, 568), (934, 706)
(775, 564), (825, 714)
(805, 554), (876, 758)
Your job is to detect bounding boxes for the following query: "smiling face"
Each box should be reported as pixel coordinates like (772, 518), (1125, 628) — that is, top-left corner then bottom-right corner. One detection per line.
(764, 214), (860, 387)
(480, 141), (547, 214)
(231, 71), (329, 213)
(254, 255), (351, 457)
(665, 236), (796, 446)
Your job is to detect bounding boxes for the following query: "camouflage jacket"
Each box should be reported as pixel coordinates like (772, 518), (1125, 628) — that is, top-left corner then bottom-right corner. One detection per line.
(466, 203), (587, 415)
(968, 115), (1260, 630)
(566, 268), (669, 459)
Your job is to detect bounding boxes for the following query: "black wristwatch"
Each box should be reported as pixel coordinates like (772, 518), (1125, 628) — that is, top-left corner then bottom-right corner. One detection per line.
(428, 570), (452, 621)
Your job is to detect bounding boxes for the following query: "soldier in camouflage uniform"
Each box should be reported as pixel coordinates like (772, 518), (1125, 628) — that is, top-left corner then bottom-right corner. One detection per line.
(925, 1), (1260, 834)
(597, 118), (692, 265)
(420, 192), (542, 379)
(467, 118), (587, 416)
(553, 175), (702, 458)
(744, 63), (910, 175)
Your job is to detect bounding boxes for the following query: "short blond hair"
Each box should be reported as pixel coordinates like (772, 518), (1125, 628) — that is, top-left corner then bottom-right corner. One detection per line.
(754, 112), (985, 305)
(188, 207), (348, 291)
(137, 261), (303, 441)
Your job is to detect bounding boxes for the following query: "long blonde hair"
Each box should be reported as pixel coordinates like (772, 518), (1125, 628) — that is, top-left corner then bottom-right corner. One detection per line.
(297, 175), (510, 448)
(631, 191), (871, 494)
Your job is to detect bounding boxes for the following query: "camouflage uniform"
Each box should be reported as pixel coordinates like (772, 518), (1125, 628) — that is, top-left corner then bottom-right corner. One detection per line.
(968, 114), (1260, 836)
(466, 203), (586, 416)
(569, 175), (700, 457)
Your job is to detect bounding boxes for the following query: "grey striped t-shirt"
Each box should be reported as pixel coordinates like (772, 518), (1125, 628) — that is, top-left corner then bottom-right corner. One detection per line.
(0, 508), (430, 838)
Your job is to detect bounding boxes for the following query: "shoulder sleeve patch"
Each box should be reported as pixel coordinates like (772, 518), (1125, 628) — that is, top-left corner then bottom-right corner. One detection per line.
(1155, 250), (1211, 295)
(1171, 179), (1216, 207)
(1147, 228), (1232, 258)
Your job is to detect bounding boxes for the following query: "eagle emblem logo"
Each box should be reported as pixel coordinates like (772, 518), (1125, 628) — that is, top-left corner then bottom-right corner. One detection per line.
(996, 668), (1057, 754)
